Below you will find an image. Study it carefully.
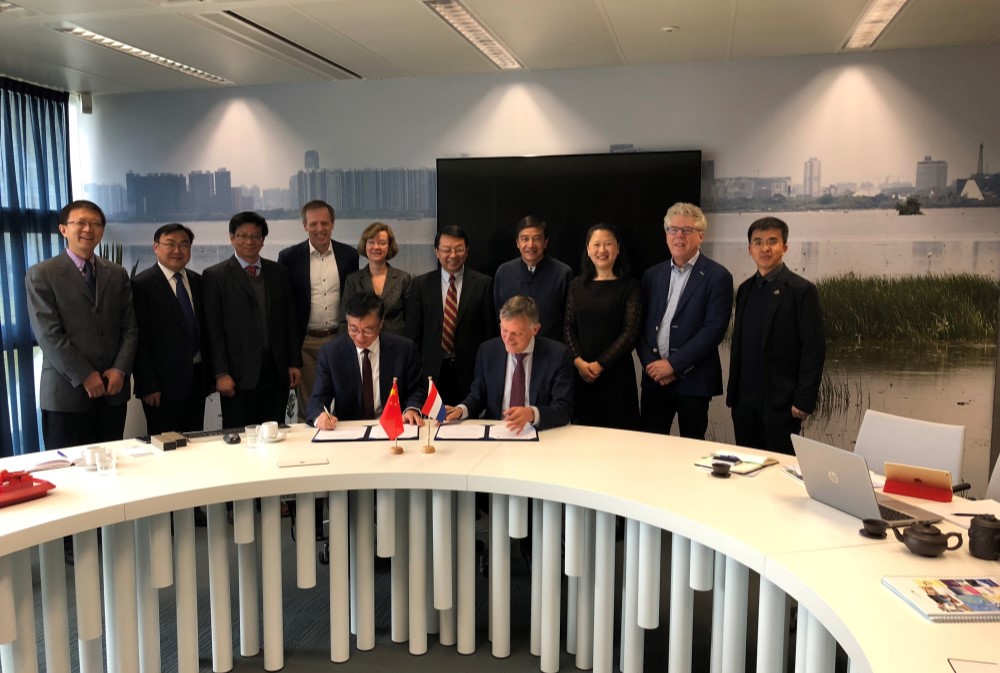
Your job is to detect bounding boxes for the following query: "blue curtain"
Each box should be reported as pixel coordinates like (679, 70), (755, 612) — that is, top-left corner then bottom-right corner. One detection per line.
(0, 77), (70, 457)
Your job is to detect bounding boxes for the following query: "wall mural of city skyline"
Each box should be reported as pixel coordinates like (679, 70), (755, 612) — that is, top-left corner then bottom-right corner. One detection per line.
(78, 44), (1000, 493)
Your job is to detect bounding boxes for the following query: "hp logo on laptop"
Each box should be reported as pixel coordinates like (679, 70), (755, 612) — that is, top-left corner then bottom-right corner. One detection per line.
(827, 470), (839, 484)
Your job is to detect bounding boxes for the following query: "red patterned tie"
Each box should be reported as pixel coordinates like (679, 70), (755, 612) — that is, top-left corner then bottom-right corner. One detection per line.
(509, 353), (527, 408)
(246, 264), (258, 278)
(442, 274), (458, 354)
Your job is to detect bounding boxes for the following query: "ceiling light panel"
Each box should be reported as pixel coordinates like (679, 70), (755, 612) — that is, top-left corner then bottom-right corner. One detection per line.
(844, 0), (910, 50)
(425, 0), (522, 70)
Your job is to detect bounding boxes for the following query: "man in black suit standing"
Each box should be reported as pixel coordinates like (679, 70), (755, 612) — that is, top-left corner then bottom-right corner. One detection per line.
(278, 200), (359, 421)
(26, 199), (138, 450)
(445, 295), (574, 433)
(203, 211), (302, 428)
(407, 225), (495, 404)
(727, 216), (825, 455)
(132, 223), (209, 435)
(306, 293), (425, 428)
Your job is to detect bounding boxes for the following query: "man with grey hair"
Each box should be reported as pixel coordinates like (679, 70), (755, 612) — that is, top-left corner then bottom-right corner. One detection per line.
(637, 202), (733, 439)
(446, 295), (574, 433)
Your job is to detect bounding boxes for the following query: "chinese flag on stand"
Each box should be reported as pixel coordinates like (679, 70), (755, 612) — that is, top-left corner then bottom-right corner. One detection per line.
(380, 378), (404, 441)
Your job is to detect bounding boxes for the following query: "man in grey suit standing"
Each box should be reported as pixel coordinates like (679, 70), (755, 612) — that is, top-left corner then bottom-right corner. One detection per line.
(26, 199), (138, 450)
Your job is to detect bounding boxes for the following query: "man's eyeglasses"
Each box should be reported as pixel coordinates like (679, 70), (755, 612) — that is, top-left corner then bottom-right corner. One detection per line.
(751, 237), (783, 249)
(233, 233), (264, 242)
(347, 326), (379, 338)
(157, 241), (192, 251)
(65, 220), (103, 229)
(437, 247), (467, 256)
(666, 226), (701, 237)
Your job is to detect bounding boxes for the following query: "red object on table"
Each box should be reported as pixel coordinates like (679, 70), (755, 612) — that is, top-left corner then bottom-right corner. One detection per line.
(0, 469), (56, 508)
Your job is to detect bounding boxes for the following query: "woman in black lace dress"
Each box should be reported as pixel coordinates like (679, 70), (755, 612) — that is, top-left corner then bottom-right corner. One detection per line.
(564, 223), (641, 429)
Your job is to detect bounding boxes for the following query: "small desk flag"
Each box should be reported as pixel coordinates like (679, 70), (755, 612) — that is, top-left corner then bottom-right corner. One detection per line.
(421, 379), (447, 423)
(380, 379), (404, 441)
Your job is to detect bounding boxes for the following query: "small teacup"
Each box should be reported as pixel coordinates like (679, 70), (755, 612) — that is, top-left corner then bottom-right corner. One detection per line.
(83, 445), (101, 467)
(711, 461), (732, 478)
(861, 518), (888, 539)
(261, 421), (280, 440)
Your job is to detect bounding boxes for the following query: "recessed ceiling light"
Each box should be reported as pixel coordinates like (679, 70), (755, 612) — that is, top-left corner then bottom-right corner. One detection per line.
(55, 25), (235, 85)
(425, 0), (522, 71)
(0, 1), (25, 13)
(843, 0), (910, 50)
(660, 26), (679, 33)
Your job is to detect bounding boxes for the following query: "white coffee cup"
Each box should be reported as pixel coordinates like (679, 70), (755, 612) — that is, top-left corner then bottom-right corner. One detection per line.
(261, 421), (280, 440)
(83, 445), (101, 467)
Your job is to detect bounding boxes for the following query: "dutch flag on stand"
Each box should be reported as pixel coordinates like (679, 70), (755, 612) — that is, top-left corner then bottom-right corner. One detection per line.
(421, 379), (447, 423)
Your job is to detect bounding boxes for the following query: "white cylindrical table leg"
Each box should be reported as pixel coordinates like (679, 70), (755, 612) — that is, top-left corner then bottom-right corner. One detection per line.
(621, 519), (642, 673)
(378, 488), (396, 558)
(329, 491), (350, 663)
(206, 503), (233, 673)
(509, 495), (529, 538)
(425, 505), (439, 637)
(710, 552), (726, 672)
(432, 489), (454, 611)
(78, 637), (103, 673)
(392, 490), (410, 643)
(490, 493), (510, 658)
(8, 549), (38, 673)
(149, 512), (173, 589)
(297, 492), (317, 589)
(237, 541), (259, 656)
(541, 499), (562, 673)
(233, 498), (254, 544)
(529, 499), (543, 656)
(102, 525), (117, 673)
(457, 491), (476, 654)
(564, 503), (584, 578)
(637, 523), (661, 629)
(566, 576), (578, 655)
(794, 603), (809, 673)
(409, 489), (428, 655)
(73, 529), (102, 642)
(261, 495), (284, 671)
(756, 577), (787, 673)
(721, 557), (749, 673)
(112, 520), (140, 673)
(173, 508), (199, 673)
(356, 489), (375, 651)
(135, 518), (161, 673)
(805, 609), (836, 673)
(439, 492), (458, 647)
(689, 541), (714, 592)
(593, 512), (615, 673)
(0, 554), (14, 645)
(668, 534), (692, 673)
(575, 508), (595, 671)
(39, 539), (70, 673)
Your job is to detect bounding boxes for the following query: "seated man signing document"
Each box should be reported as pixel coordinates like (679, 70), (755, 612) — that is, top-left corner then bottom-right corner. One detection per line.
(445, 295), (574, 433)
(307, 293), (425, 429)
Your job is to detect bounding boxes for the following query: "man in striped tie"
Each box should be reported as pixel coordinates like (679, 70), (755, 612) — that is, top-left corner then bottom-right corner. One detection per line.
(407, 225), (495, 404)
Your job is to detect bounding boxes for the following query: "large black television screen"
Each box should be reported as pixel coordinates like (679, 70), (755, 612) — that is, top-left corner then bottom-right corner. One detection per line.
(436, 150), (702, 279)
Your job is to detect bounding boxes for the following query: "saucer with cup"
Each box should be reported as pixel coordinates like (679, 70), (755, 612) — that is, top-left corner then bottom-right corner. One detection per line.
(859, 518), (888, 539)
(710, 460), (733, 478)
(261, 421), (286, 443)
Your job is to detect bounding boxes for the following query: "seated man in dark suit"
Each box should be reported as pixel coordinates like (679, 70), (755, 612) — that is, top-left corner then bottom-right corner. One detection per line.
(306, 293), (425, 429)
(445, 295), (574, 433)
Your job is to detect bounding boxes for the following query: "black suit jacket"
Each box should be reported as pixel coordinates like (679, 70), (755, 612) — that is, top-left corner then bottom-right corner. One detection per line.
(131, 264), (209, 401)
(305, 332), (425, 424)
(460, 336), (574, 430)
(726, 264), (825, 414)
(277, 239), (359, 341)
(406, 267), (496, 401)
(202, 256), (302, 390)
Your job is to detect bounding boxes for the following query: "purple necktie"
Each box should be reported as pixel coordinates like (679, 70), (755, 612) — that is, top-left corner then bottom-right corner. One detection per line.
(509, 353), (527, 408)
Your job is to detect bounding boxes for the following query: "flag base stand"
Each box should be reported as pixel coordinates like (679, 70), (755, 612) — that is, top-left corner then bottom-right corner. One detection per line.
(390, 444), (403, 455)
(422, 444), (436, 454)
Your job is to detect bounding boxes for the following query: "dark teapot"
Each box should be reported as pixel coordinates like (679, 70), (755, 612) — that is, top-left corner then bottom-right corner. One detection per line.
(969, 514), (1000, 560)
(891, 521), (963, 558)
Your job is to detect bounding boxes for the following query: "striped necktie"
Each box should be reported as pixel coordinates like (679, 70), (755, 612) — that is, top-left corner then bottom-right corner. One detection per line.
(442, 274), (458, 354)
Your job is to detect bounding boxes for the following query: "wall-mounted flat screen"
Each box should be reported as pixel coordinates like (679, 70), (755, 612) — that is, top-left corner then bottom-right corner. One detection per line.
(436, 150), (702, 279)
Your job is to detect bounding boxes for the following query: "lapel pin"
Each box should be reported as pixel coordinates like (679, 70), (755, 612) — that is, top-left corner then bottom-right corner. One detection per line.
(774, 289), (781, 295)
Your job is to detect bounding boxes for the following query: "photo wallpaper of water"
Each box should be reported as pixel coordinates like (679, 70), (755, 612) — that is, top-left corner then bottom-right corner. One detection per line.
(78, 45), (999, 493)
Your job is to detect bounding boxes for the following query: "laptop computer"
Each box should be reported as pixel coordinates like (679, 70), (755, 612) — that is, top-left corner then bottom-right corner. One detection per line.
(791, 434), (942, 525)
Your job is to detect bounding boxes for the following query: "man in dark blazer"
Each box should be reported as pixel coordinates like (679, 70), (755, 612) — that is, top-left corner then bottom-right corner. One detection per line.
(407, 225), (495, 404)
(638, 203), (734, 440)
(203, 211), (302, 429)
(445, 295), (574, 433)
(306, 293), (425, 427)
(277, 200), (359, 421)
(26, 200), (138, 450)
(132, 223), (210, 435)
(727, 216), (825, 455)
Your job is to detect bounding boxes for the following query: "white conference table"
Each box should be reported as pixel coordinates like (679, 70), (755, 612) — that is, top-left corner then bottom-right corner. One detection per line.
(1, 422), (997, 673)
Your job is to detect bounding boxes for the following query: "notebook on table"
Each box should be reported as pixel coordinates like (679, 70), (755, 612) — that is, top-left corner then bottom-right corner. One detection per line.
(790, 434), (942, 525)
(882, 576), (1000, 623)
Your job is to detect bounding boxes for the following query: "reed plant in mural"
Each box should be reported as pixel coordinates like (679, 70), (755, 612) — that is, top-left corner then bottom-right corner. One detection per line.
(817, 273), (999, 344)
(98, 242), (141, 278)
